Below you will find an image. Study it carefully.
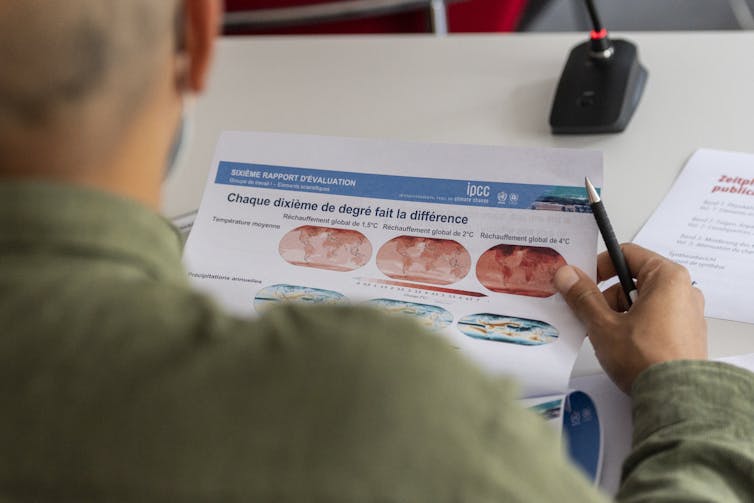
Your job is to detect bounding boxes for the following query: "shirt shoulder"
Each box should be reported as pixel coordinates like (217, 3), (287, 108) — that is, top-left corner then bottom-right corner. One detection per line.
(1, 275), (603, 502)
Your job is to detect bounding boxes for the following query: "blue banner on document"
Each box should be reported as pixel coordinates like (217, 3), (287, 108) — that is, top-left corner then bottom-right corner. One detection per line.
(215, 161), (592, 212)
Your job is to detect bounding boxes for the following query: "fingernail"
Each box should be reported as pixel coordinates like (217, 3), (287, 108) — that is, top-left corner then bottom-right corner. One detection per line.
(554, 266), (579, 293)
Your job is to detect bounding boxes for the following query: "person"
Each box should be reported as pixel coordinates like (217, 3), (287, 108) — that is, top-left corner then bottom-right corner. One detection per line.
(1, 1), (753, 501)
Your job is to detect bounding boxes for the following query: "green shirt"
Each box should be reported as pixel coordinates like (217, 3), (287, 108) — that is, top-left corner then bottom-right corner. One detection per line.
(1, 181), (753, 502)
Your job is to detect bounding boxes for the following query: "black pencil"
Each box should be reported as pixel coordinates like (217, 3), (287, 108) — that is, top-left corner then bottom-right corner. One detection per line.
(585, 177), (638, 307)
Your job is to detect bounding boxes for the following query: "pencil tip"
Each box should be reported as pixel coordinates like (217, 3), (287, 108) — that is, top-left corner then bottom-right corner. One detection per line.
(584, 177), (600, 204)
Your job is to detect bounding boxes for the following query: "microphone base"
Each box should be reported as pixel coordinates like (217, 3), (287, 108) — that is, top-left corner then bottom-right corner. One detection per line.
(549, 39), (647, 134)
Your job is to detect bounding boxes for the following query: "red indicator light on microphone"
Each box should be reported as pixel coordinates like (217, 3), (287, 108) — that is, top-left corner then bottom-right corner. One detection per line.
(590, 28), (608, 40)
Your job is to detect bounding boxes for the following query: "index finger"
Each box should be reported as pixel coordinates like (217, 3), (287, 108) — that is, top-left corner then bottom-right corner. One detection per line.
(597, 243), (669, 283)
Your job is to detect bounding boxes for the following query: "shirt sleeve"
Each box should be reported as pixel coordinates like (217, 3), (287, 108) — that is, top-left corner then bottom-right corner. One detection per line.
(616, 360), (754, 502)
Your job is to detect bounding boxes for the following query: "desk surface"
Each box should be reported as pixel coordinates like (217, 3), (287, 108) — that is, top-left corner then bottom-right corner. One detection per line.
(163, 32), (754, 375)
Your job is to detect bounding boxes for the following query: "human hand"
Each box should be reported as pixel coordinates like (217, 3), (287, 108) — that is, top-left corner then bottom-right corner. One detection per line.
(554, 243), (707, 394)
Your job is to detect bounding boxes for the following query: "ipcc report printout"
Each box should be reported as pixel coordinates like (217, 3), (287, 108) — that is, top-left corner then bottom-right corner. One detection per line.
(183, 132), (601, 396)
(634, 149), (754, 324)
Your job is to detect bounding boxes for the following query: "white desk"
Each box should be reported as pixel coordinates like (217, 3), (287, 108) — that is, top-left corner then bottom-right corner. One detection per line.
(163, 32), (754, 375)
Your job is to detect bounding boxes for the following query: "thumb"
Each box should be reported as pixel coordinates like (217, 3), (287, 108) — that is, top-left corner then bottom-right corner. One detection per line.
(554, 265), (614, 326)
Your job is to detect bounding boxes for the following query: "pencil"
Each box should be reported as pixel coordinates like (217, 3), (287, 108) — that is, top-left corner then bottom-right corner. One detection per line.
(585, 177), (638, 307)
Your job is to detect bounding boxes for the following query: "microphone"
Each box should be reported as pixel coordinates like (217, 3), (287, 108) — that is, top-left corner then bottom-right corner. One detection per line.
(549, 0), (648, 134)
(584, 0), (612, 59)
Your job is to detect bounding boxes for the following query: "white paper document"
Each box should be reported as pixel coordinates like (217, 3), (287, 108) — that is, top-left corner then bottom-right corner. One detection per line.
(569, 373), (631, 494)
(634, 149), (754, 324)
(171, 209), (198, 239)
(184, 132), (601, 396)
(524, 390), (604, 484)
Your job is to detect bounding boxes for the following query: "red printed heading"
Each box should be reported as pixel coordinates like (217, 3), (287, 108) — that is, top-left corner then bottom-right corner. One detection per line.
(712, 175), (754, 196)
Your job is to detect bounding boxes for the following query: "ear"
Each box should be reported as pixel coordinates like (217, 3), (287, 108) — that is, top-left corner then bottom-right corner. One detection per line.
(182, 0), (221, 92)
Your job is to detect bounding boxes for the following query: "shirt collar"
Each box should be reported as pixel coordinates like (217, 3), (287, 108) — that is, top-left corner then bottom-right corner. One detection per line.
(0, 181), (186, 285)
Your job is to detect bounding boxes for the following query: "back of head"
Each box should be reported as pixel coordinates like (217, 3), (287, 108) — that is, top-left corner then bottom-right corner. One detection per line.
(0, 0), (179, 174)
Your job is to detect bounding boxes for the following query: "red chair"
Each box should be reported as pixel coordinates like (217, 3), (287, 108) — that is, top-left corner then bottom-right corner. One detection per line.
(223, 0), (530, 35)
(448, 0), (528, 32)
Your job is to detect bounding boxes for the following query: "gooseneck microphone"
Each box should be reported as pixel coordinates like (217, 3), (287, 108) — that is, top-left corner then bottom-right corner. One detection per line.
(549, 0), (648, 134)
(584, 0), (613, 59)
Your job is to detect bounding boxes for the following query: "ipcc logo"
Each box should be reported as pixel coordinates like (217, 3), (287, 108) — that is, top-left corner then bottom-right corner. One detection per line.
(466, 183), (490, 198)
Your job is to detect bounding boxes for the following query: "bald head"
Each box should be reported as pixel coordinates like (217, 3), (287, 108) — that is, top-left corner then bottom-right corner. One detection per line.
(0, 0), (181, 169)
